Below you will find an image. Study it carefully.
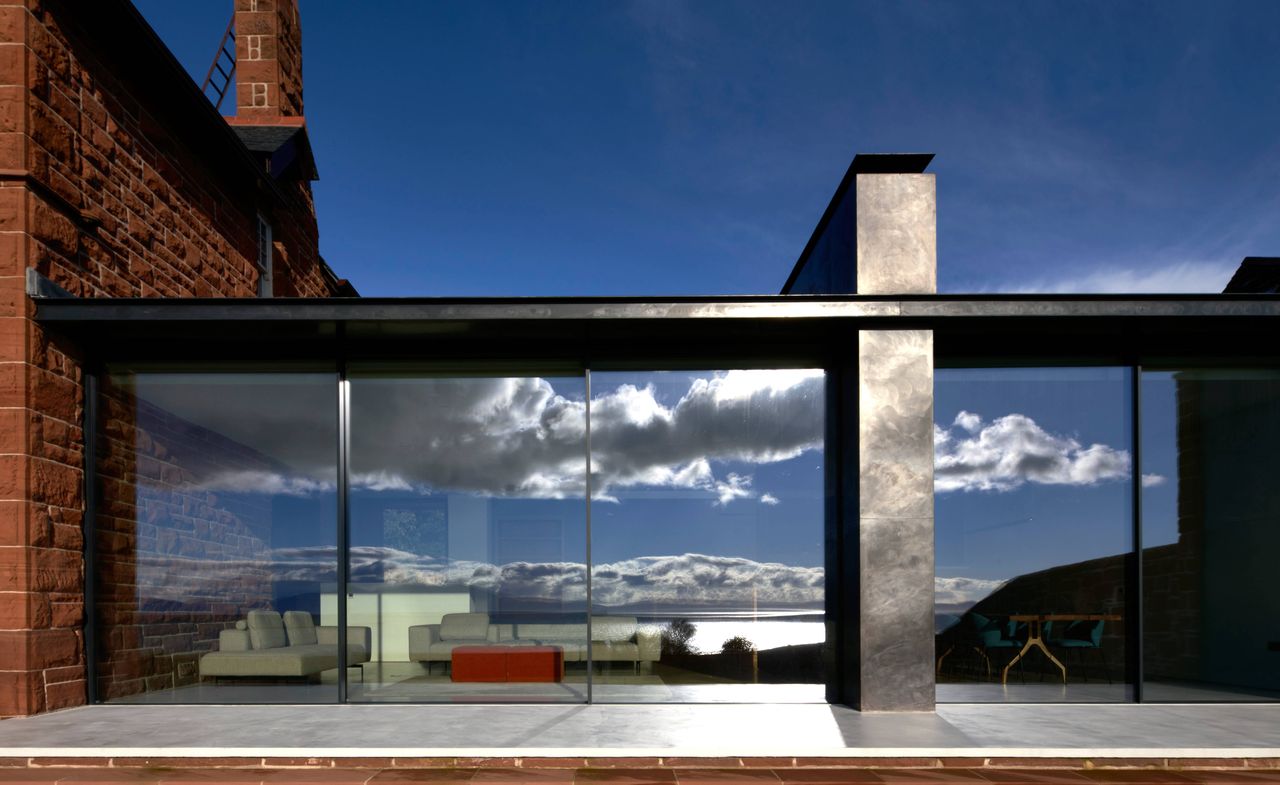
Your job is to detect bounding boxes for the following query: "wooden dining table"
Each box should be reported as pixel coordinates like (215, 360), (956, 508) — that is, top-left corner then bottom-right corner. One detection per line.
(1002, 613), (1122, 685)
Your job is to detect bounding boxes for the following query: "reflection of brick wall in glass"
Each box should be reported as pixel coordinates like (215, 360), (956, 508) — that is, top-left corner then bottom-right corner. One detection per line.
(1146, 372), (1280, 697)
(96, 388), (276, 701)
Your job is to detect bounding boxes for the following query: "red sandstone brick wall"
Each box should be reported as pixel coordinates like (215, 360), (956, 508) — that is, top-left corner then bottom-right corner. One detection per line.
(236, 0), (303, 121)
(0, 0), (341, 716)
(270, 176), (329, 298)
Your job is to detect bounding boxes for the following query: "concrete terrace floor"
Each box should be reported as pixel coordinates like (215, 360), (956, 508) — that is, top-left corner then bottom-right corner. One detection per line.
(0, 703), (1278, 760)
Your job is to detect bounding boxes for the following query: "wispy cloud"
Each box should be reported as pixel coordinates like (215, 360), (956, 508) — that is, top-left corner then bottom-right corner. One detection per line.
(995, 259), (1235, 294)
(194, 470), (334, 498)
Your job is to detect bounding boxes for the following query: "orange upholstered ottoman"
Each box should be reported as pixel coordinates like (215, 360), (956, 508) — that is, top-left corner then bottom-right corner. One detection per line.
(451, 645), (564, 682)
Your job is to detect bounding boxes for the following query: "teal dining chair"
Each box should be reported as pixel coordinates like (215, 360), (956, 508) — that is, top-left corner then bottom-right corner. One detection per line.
(970, 612), (1028, 682)
(1046, 618), (1110, 683)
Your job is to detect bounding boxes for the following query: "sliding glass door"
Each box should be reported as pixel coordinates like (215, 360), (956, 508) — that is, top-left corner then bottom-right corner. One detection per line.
(95, 371), (339, 704)
(345, 371), (589, 703)
(934, 367), (1134, 703)
(588, 370), (827, 703)
(1140, 369), (1280, 702)
(92, 365), (826, 704)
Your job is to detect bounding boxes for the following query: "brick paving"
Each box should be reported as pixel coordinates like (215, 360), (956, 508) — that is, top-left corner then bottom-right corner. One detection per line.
(1, 760), (1280, 785)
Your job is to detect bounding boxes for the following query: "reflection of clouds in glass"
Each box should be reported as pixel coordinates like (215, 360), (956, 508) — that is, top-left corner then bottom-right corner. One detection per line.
(193, 470), (334, 497)
(591, 370), (823, 504)
(935, 410), (1161, 492)
(171, 371), (824, 504)
(934, 575), (1004, 608)
(265, 546), (824, 609)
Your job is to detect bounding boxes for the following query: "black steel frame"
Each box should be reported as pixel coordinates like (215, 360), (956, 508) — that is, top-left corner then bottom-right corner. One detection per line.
(337, 359), (351, 702)
(47, 295), (1280, 708)
(1130, 364), (1144, 703)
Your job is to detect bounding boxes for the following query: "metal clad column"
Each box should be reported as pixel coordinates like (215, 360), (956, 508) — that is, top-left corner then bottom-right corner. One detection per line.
(855, 165), (936, 711)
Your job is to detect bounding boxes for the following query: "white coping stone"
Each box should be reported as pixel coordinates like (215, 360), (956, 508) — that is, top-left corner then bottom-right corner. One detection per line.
(0, 703), (1277, 757)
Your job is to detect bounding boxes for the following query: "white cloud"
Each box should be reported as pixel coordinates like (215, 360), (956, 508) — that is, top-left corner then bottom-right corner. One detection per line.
(357, 374), (817, 502)
(713, 473), (753, 505)
(1141, 473), (1167, 488)
(194, 470), (334, 498)
(935, 412), (1132, 493)
(138, 371), (824, 506)
(934, 576), (1004, 609)
(759, 493), (779, 505)
(997, 259), (1235, 294)
(257, 546), (825, 611)
(352, 471), (415, 493)
(953, 410), (982, 433)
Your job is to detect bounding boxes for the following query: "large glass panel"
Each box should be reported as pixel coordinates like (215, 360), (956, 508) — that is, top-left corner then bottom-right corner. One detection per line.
(1140, 369), (1280, 702)
(934, 368), (1134, 702)
(346, 372), (588, 702)
(95, 371), (339, 703)
(588, 369), (826, 702)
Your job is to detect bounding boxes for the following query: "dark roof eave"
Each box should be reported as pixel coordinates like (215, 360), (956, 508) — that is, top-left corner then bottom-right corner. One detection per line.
(31, 293), (1280, 324)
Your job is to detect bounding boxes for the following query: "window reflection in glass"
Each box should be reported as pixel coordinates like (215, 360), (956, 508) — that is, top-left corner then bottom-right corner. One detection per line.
(95, 372), (339, 703)
(934, 368), (1134, 703)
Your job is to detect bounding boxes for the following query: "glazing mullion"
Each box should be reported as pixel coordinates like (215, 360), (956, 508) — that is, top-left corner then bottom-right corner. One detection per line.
(1130, 364), (1143, 703)
(337, 368), (350, 703)
(585, 368), (593, 704)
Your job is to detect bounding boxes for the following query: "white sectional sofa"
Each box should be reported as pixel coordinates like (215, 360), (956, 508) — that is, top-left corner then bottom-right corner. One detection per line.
(408, 613), (661, 672)
(199, 609), (372, 680)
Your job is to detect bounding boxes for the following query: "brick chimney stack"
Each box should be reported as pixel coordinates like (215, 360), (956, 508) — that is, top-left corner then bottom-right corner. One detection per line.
(234, 0), (303, 118)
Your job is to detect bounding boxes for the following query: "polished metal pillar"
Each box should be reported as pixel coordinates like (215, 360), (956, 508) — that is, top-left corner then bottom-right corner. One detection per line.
(857, 329), (935, 710)
(854, 163), (936, 711)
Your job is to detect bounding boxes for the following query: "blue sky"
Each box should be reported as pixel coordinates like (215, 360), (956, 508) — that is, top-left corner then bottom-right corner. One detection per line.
(135, 1), (1280, 297)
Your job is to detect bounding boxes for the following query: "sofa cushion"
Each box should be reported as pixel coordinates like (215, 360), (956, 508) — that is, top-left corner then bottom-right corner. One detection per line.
(200, 645), (336, 678)
(283, 611), (318, 646)
(218, 628), (252, 652)
(439, 612), (490, 641)
(592, 641), (639, 660)
(532, 640), (587, 661)
(592, 616), (637, 643)
(246, 610), (287, 650)
(516, 623), (584, 642)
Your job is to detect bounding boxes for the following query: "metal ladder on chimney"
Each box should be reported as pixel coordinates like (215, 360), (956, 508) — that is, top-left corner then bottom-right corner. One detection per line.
(201, 13), (236, 111)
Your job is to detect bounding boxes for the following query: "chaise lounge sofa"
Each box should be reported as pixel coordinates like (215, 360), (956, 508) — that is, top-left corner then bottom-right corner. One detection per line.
(199, 609), (372, 680)
(408, 612), (661, 672)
